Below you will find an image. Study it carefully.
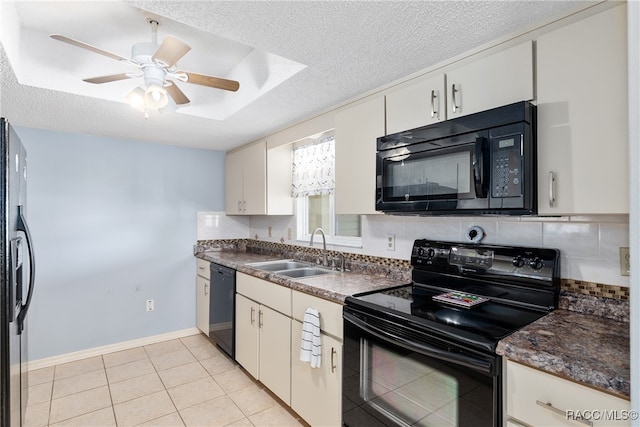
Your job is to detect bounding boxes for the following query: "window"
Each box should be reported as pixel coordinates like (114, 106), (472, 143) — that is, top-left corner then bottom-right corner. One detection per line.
(292, 134), (362, 246)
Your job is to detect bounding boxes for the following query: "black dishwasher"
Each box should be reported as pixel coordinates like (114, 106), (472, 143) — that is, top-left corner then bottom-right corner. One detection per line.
(209, 263), (236, 359)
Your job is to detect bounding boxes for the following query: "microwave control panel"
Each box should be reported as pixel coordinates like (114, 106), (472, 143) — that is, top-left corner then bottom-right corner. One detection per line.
(490, 134), (523, 198)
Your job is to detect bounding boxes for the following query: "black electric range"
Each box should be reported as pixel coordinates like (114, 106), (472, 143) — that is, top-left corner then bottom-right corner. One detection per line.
(346, 239), (561, 354)
(342, 240), (560, 427)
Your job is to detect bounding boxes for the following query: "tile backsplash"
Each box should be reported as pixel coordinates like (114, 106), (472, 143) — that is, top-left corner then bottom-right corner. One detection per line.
(197, 211), (250, 240)
(199, 211), (630, 288)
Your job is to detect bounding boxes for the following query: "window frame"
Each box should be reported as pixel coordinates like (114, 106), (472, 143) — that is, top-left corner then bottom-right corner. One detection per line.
(296, 195), (363, 248)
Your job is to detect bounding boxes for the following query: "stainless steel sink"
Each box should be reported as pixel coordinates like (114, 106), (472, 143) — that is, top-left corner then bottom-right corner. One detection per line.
(246, 259), (334, 278)
(277, 267), (332, 278)
(246, 259), (311, 271)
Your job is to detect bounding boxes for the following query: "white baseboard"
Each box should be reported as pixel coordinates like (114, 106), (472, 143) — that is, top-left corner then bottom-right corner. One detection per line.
(28, 327), (202, 371)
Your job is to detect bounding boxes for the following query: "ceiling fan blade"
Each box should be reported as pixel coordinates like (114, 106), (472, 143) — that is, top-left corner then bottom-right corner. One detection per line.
(152, 36), (191, 67)
(50, 34), (129, 62)
(181, 72), (240, 92)
(166, 82), (190, 105)
(83, 73), (131, 84)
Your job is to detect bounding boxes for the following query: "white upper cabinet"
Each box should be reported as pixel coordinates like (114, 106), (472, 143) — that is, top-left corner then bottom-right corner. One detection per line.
(536, 4), (628, 215)
(335, 96), (385, 215)
(226, 141), (267, 215)
(225, 141), (293, 215)
(446, 41), (534, 118)
(225, 146), (246, 215)
(385, 74), (446, 134)
(266, 144), (293, 215)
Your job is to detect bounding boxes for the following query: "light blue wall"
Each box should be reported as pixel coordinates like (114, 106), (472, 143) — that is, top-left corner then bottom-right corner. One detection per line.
(16, 127), (225, 360)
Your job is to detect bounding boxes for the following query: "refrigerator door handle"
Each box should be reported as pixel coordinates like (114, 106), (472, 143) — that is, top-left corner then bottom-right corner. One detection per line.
(16, 205), (35, 334)
(7, 238), (20, 322)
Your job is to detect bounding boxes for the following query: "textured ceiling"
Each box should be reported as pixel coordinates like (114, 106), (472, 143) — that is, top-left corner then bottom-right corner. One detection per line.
(1, 0), (592, 151)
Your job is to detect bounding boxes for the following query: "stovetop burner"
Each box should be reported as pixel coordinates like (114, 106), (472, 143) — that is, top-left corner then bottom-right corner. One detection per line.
(346, 239), (560, 353)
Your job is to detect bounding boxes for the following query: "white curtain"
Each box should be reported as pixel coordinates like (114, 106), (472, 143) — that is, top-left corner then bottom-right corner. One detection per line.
(291, 136), (335, 197)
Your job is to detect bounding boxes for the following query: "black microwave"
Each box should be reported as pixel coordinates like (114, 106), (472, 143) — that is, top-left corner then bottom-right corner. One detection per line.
(375, 101), (536, 216)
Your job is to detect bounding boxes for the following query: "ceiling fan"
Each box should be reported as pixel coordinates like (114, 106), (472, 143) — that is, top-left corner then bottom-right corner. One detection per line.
(50, 19), (240, 113)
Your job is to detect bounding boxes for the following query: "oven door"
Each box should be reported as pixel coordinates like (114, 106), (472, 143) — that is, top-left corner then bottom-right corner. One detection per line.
(375, 132), (490, 214)
(343, 307), (500, 427)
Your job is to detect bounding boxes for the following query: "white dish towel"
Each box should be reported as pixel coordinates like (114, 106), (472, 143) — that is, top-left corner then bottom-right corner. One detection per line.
(300, 307), (322, 368)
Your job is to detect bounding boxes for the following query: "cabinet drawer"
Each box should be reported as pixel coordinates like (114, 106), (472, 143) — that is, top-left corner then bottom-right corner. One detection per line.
(237, 272), (291, 316)
(196, 258), (210, 279)
(292, 290), (343, 340)
(506, 360), (630, 427)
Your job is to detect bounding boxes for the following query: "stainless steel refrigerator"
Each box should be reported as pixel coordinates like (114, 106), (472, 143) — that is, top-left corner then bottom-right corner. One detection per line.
(0, 118), (36, 427)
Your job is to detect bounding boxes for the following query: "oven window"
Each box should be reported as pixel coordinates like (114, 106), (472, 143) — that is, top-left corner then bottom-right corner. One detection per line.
(383, 149), (473, 201)
(343, 334), (495, 427)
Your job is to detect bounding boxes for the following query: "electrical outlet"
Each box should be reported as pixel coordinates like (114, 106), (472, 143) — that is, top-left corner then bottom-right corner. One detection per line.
(620, 247), (630, 276)
(146, 299), (154, 312)
(287, 228), (292, 240)
(386, 233), (396, 251)
(268, 226), (272, 237)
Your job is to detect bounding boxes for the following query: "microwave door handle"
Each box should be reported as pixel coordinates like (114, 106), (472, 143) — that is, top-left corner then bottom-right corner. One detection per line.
(474, 137), (489, 197)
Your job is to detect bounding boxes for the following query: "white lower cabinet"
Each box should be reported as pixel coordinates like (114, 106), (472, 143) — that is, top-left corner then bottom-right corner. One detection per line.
(235, 273), (292, 405)
(195, 259), (210, 335)
(290, 289), (343, 426)
(291, 320), (342, 427)
(235, 293), (259, 378)
(234, 273), (345, 426)
(506, 360), (630, 427)
(258, 304), (291, 405)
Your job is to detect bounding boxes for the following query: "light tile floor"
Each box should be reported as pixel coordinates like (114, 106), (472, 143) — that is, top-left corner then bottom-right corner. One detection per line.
(25, 333), (308, 427)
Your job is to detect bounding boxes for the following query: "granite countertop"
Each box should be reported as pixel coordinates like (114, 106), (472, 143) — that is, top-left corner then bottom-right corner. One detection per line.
(496, 309), (630, 399)
(196, 250), (408, 304)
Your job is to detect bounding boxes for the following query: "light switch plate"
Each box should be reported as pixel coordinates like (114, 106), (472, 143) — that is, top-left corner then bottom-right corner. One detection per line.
(620, 247), (630, 276)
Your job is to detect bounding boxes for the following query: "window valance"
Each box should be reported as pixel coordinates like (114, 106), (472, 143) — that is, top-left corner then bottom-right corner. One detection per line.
(291, 136), (335, 197)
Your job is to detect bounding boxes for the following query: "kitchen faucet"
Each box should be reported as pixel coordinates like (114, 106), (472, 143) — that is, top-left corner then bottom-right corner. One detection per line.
(309, 228), (328, 267)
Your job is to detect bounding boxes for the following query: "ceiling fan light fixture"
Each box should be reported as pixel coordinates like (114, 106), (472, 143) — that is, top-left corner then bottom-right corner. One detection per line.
(126, 86), (146, 111)
(144, 83), (169, 109)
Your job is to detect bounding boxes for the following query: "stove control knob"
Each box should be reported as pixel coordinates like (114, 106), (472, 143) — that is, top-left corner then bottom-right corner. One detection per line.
(426, 248), (436, 258)
(512, 256), (525, 268)
(529, 257), (543, 270)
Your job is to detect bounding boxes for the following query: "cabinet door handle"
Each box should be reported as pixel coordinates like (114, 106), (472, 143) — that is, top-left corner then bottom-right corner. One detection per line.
(204, 283), (208, 296)
(548, 171), (556, 207)
(250, 307), (255, 325)
(258, 309), (263, 328)
(451, 84), (459, 113)
(535, 401), (593, 427)
(238, 201), (242, 213)
(331, 347), (337, 373)
(430, 89), (438, 118)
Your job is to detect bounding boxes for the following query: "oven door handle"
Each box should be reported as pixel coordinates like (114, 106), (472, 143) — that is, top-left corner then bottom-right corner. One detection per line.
(344, 312), (494, 375)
